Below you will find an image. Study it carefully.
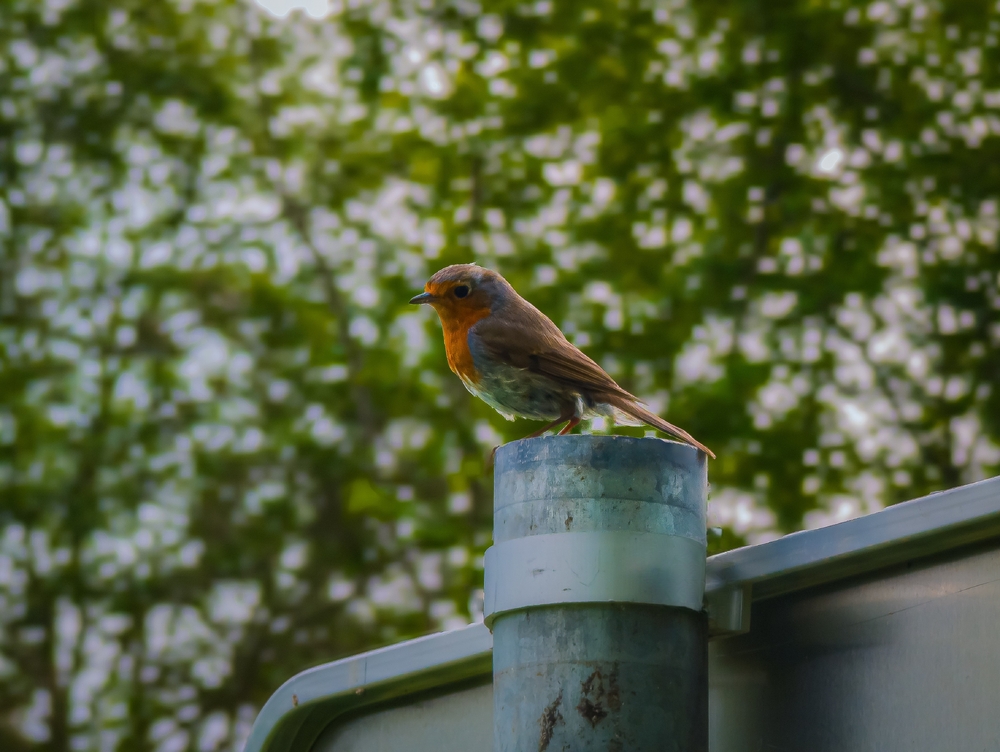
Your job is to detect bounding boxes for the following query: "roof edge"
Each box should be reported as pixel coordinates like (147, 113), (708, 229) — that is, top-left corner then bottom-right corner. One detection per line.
(706, 474), (1000, 600)
(242, 624), (491, 752)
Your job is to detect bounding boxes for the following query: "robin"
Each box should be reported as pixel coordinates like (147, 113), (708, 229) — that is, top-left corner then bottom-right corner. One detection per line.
(410, 264), (715, 458)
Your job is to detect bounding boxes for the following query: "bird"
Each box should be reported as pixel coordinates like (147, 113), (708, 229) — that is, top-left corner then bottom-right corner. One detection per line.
(410, 264), (715, 459)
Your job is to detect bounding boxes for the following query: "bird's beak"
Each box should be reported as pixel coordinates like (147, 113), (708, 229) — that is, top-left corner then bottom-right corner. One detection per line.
(409, 291), (435, 305)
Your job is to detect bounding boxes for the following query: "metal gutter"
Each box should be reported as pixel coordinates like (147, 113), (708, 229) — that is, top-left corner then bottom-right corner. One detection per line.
(243, 474), (1000, 752)
(242, 624), (491, 752)
(705, 474), (1000, 601)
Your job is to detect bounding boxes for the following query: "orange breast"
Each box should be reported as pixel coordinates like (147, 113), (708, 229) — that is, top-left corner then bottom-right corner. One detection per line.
(439, 305), (491, 384)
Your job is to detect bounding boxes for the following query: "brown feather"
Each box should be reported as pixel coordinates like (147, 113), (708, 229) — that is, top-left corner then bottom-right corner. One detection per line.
(474, 298), (715, 458)
(601, 393), (716, 459)
(475, 301), (629, 397)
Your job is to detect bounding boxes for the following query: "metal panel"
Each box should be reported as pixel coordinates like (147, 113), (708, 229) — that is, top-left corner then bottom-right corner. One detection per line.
(307, 542), (1000, 752)
(243, 474), (1000, 752)
(709, 541), (1000, 751)
(312, 682), (492, 752)
(241, 625), (491, 752)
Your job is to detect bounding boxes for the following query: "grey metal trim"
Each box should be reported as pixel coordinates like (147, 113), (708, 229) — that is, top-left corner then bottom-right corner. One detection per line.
(483, 531), (705, 626)
(704, 583), (752, 638)
(705, 474), (1000, 600)
(243, 474), (1000, 752)
(241, 624), (492, 752)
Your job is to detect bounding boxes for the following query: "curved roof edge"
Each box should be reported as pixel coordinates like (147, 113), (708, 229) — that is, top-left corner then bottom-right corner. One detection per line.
(242, 624), (491, 752)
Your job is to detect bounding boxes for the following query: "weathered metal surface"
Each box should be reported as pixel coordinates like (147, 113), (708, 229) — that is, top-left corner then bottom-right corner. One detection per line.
(494, 606), (707, 752)
(490, 436), (708, 752)
(493, 435), (706, 544)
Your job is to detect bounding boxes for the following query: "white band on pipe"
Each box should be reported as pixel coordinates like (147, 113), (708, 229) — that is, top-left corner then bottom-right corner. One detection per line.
(483, 531), (706, 627)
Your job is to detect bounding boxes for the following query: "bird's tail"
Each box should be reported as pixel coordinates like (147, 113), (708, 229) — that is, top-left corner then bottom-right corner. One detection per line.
(605, 394), (716, 459)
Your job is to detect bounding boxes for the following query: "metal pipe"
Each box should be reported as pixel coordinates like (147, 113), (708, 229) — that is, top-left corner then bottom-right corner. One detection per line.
(485, 435), (708, 752)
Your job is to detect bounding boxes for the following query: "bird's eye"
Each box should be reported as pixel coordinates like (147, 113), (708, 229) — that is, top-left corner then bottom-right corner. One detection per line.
(454, 285), (470, 299)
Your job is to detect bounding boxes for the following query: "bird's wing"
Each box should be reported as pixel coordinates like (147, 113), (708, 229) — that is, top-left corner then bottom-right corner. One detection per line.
(471, 300), (635, 399)
(472, 298), (717, 459)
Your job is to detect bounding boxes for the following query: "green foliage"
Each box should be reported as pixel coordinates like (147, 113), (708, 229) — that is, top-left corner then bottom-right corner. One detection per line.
(0, 0), (999, 749)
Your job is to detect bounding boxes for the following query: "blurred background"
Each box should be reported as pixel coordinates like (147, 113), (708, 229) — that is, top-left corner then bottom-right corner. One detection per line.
(1, 0), (999, 749)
